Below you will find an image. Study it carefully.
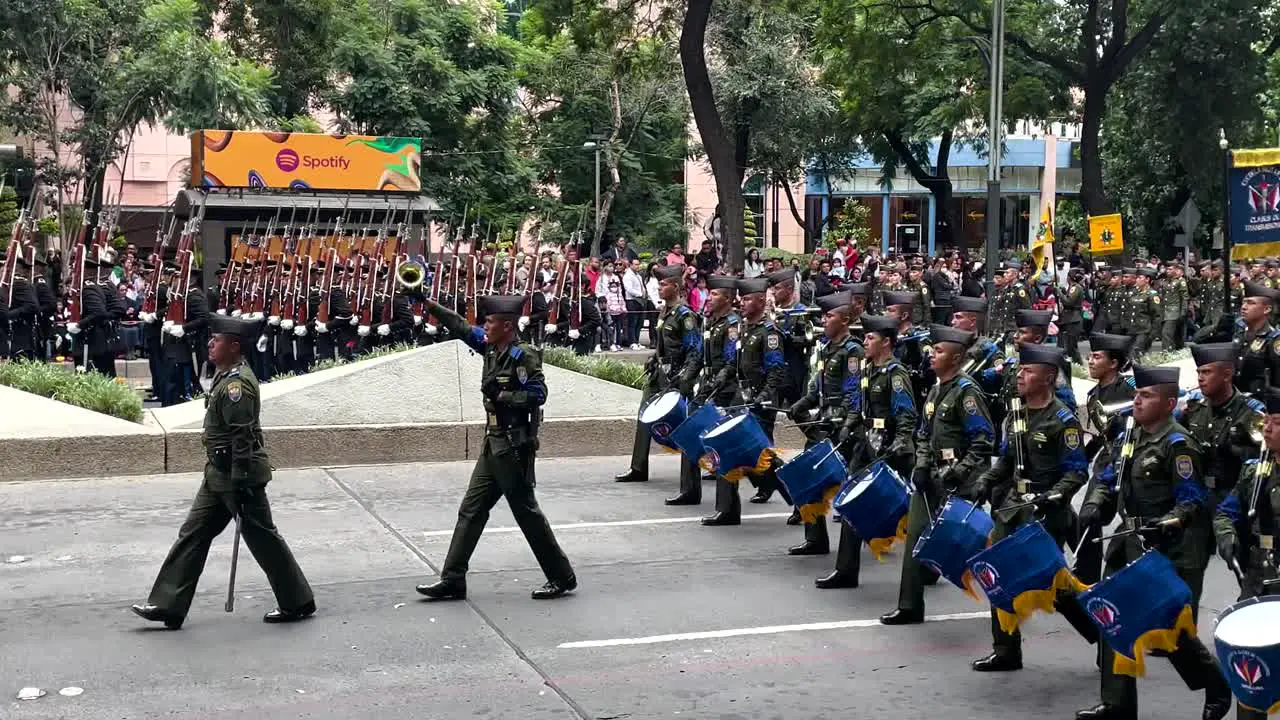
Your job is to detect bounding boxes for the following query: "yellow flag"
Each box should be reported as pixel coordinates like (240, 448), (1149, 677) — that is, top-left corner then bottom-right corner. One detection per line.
(1030, 205), (1054, 274)
(1089, 213), (1125, 257)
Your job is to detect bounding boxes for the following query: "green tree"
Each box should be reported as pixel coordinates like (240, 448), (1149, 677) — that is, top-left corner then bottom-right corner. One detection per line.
(0, 185), (18, 247)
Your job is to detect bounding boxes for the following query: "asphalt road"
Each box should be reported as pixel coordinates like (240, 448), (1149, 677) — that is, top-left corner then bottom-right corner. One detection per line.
(0, 455), (1238, 719)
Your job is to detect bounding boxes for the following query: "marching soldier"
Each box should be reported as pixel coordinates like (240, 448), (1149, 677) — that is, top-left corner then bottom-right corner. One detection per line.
(131, 315), (315, 629)
(703, 277), (790, 526)
(1058, 267), (1086, 362)
(884, 290), (931, 407)
(786, 291), (862, 556)
(1235, 282), (1280, 394)
(904, 261), (931, 326)
(1162, 263), (1189, 351)
(1079, 333), (1137, 584)
(812, 312), (917, 588)
(679, 275), (742, 507)
(31, 254), (55, 360)
(1198, 261), (1226, 334)
(615, 265), (702, 485)
(753, 269), (815, 505)
(384, 284), (420, 346)
(7, 254), (40, 360)
(1076, 365), (1231, 720)
(140, 263), (170, 403)
(1180, 342), (1263, 509)
(1113, 268), (1137, 337)
(415, 293), (577, 601)
(951, 295), (1003, 382)
(988, 260), (1031, 340)
(846, 282), (870, 341)
(881, 325), (995, 626)
(160, 263), (210, 404)
(553, 273), (602, 355)
(1127, 268), (1160, 355)
(970, 345), (1091, 672)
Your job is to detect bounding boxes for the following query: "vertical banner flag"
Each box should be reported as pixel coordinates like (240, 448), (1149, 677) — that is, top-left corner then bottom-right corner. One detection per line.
(1089, 213), (1125, 257)
(1031, 204), (1054, 276)
(1228, 148), (1280, 260)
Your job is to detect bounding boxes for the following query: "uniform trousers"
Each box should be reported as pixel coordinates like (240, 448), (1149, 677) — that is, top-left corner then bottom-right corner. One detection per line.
(148, 482), (313, 620)
(626, 381), (702, 500)
(440, 436), (573, 585)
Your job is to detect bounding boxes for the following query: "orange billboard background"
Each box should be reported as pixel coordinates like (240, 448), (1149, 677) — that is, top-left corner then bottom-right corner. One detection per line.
(192, 131), (422, 193)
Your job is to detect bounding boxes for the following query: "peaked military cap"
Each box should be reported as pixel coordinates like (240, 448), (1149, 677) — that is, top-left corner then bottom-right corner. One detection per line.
(654, 264), (687, 281)
(1019, 345), (1065, 367)
(1138, 267), (1158, 279)
(1259, 387), (1280, 414)
(1121, 267), (1138, 275)
(999, 259), (1022, 271)
(707, 275), (739, 291)
(478, 294), (525, 316)
(765, 269), (798, 287)
(952, 296), (987, 314)
(1015, 309), (1053, 329)
(882, 290), (918, 307)
(1090, 333), (1135, 355)
(163, 260), (181, 272)
(209, 314), (263, 337)
(845, 282), (871, 298)
(815, 291), (853, 313)
(862, 314), (898, 341)
(1244, 281), (1277, 302)
(1133, 365), (1179, 388)
(737, 277), (769, 295)
(930, 324), (975, 348)
(1189, 342), (1237, 368)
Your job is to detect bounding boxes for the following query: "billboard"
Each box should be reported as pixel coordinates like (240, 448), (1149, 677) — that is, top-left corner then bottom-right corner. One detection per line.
(191, 131), (422, 193)
(1228, 148), (1280, 260)
(1088, 213), (1125, 257)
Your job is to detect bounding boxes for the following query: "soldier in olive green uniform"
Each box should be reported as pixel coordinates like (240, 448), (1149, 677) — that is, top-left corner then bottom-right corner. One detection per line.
(846, 281), (871, 341)
(1114, 268), (1138, 336)
(1162, 263), (1189, 351)
(677, 276), (741, 507)
(885, 290), (933, 409)
(1235, 282), (1280, 394)
(905, 264), (931, 326)
(881, 325), (995, 626)
(951, 296), (1003, 380)
(1198, 261), (1226, 332)
(970, 345), (1092, 672)
(1079, 333), (1138, 584)
(1058, 268), (1086, 362)
(1126, 268), (1161, 355)
(1180, 342), (1264, 509)
(416, 294), (576, 601)
(987, 260), (1031, 341)
(131, 315), (314, 629)
(786, 291), (863, 556)
(1076, 366), (1231, 720)
(813, 313), (918, 589)
(703, 277), (790, 526)
(616, 264), (703, 487)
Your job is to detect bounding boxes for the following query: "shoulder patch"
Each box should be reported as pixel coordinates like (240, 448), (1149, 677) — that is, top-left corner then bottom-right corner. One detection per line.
(226, 381), (242, 403)
(1168, 431), (1188, 445)
(517, 366), (528, 384)
(1017, 288), (1026, 298)
(1056, 407), (1073, 423)
(847, 356), (859, 374)
(510, 346), (524, 361)
(1273, 337), (1280, 355)
(1175, 455), (1193, 479)
(684, 315), (696, 331)
(728, 326), (739, 341)
(1248, 398), (1265, 413)
(1124, 376), (1137, 388)
(957, 377), (974, 390)
(892, 374), (905, 391)
(1064, 427), (1081, 449)
(766, 333), (780, 350)
(963, 395), (979, 415)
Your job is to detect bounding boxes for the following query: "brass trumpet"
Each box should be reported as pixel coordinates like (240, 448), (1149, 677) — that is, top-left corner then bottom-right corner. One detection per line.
(395, 259), (425, 290)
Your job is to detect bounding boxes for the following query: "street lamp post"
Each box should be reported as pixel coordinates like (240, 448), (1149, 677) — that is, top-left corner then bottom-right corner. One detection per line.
(984, 0), (1006, 292)
(1220, 128), (1232, 321)
(584, 140), (601, 256)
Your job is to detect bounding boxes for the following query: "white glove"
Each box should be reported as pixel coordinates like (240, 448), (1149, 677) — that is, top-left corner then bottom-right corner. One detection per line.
(67, 322), (81, 335)
(215, 308), (227, 316)
(75, 365), (86, 373)
(349, 315), (359, 326)
(377, 324), (391, 337)
(281, 319), (295, 330)
(294, 325), (307, 337)
(424, 323), (439, 336)
(162, 320), (174, 330)
(315, 321), (328, 333)
(249, 311), (263, 321)
(138, 312), (151, 324)
(169, 325), (185, 339)
(569, 329), (581, 340)
(268, 315), (281, 326)
(256, 335), (269, 353)
(518, 316), (530, 332)
(357, 325), (371, 337)
(544, 323), (558, 334)
(413, 315), (423, 326)
(231, 309), (242, 318)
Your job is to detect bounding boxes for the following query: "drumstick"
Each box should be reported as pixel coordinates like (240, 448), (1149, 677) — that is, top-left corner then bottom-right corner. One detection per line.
(1230, 559), (1247, 590)
(1070, 524), (1093, 560)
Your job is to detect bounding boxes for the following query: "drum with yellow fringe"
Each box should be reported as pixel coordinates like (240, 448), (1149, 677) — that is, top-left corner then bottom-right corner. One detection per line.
(832, 460), (911, 561)
(669, 402), (725, 464)
(637, 390), (689, 452)
(1214, 594), (1280, 714)
(912, 497), (994, 593)
(965, 521), (1088, 633)
(698, 412), (777, 482)
(776, 440), (847, 524)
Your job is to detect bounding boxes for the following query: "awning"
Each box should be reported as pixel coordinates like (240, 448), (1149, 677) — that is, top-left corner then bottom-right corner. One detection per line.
(172, 188), (438, 224)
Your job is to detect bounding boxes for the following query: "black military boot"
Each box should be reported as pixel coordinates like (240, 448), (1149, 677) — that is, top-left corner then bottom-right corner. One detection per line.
(531, 575), (577, 600)
(788, 540), (829, 556)
(786, 508), (801, 525)
(130, 603), (183, 630)
(665, 492), (699, 506)
(1074, 704), (1136, 720)
(879, 608), (924, 625)
(264, 601), (316, 624)
(971, 651), (1022, 672)
(614, 470), (647, 483)
(814, 571), (858, 589)
(700, 511), (741, 526)
(1202, 677), (1232, 720)
(415, 580), (466, 600)
(748, 488), (773, 503)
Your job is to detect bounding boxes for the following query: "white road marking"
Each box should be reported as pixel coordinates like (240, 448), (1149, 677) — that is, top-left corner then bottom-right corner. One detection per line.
(422, 512), (792, 537)
(557, 611), (990, 649)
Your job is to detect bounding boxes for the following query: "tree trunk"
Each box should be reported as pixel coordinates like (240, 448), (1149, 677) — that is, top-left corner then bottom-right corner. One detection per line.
(593, 78), (626, 256)
(680, 0), (745, 272)
(1079, 83), (1111, 215)
(779, 179), (808, 244)
(883, 127), (956, 252)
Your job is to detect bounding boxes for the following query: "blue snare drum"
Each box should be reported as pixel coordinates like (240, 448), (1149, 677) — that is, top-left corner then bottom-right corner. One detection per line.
(669, 402), (725, 462)
(833, 460), (911, 559)
(967, 521), (1084, 631)
(912, 497), (994, 591)
(1214, 594), (1280, 714)
(777, 440), (848, 523)
(1079, 550), (1198, 677)
(699, 412), (774, 480)
(638, 391), (689, 451)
